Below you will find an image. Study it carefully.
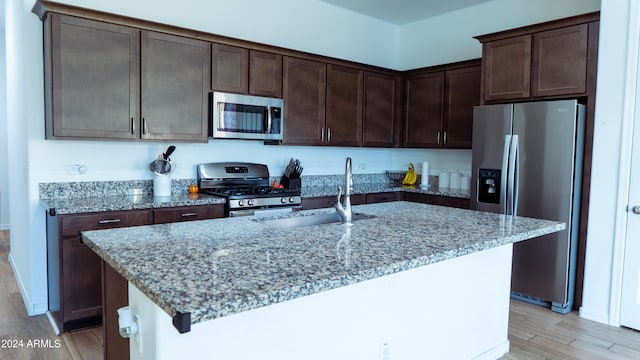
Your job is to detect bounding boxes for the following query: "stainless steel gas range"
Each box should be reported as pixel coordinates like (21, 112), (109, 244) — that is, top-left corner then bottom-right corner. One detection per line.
(197, 162), (301, 217)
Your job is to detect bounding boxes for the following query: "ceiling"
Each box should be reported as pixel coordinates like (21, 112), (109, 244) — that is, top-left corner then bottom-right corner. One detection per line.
(318, 0), (494, 25)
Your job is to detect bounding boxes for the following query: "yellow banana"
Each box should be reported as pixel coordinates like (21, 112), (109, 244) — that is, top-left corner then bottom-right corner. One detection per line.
(402, 163), (417, 185)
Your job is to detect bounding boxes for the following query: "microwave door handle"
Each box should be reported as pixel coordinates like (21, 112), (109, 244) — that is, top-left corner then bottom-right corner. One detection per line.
(266, 106), (272, 134)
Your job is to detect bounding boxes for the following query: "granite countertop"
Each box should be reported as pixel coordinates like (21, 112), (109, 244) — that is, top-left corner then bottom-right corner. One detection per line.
(41, 192), (225, 215)
(302, 183), (471, 199)
(81, 201), (564, 333)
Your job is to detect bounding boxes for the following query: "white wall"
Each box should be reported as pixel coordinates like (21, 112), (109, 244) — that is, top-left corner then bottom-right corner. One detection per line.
(580, 0), (632, 325)
(6, 0), (48, 315)
(0, 22), (8, 230)
(399, 0), (601, 69)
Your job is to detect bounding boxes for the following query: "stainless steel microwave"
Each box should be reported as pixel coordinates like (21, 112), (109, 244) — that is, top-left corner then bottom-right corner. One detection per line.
(210, 92), (283, 140)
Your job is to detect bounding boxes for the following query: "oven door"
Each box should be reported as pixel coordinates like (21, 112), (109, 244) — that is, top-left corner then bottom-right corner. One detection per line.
(229, 206), (300, 218)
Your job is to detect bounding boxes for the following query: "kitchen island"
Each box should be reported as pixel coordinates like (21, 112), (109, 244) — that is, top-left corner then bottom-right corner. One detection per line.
(82, 201), (564, 360)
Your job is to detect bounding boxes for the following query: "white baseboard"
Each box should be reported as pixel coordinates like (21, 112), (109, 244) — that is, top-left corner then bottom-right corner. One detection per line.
(579, 306), (612, 325)
(8, 253), (48, 316)
(473, 340), (510, 360)
(47, 311), (61, 336)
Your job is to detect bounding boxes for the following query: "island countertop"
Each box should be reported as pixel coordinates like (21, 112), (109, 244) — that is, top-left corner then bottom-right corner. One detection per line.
(81, 201), (564, 332)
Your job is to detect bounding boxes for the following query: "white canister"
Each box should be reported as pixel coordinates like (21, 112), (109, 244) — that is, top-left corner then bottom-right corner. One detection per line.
(153, 174), (172, 197)
(421, 161), (430, 187)
(439, 171), (450, 189)
(460, 175), (470, 191)
(450, 172), (461, 190)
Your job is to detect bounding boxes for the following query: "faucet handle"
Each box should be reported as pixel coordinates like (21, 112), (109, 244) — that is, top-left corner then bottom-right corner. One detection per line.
(336, 185), (343, 203)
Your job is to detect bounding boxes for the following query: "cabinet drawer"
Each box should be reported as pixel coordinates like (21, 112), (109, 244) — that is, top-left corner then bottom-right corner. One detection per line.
(403, 192), (470, 209)
(60, 210), (152, 237)
(301, 194), (366, 210)
(366, 192), (401, 204)
(153, 204), (224, 224)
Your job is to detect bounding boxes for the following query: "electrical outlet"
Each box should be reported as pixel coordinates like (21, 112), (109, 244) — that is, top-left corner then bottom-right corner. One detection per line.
(379, 340), (390, 360)
(67, 164), (88, 175)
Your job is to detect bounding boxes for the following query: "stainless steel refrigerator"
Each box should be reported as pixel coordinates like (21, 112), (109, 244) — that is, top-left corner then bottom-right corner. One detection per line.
(470, 100), (585, 314)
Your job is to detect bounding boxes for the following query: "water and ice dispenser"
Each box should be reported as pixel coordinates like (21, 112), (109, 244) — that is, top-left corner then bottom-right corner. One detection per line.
(477, 169), (501, 204)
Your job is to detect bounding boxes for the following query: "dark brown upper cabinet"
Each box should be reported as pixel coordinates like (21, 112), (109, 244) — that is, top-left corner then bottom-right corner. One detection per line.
(362, 71), (401, 147)
(211, 43), (248, 94)
(532, 24), (588, 97)
(475, 13), (598, 104)
(404, 71), (444, 148)
(325, 64), (363, 146)
(250, 50), (283, 97)
(444, 65), (481, 148)
(211, 44), (283, 98)
(403, 61), (480, 149)
(481, 35), (532, 102)
(44, 14), (209, 142)
(282, 56), (326, 145)
(141, 31), (210, 142)
(44, 14), (140, 140)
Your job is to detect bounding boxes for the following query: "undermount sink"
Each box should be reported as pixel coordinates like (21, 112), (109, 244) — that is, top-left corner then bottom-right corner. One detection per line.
(259, 212), (374, 229)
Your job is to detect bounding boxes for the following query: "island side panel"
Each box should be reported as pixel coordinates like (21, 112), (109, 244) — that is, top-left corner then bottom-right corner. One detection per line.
(127, 244), (513, 360)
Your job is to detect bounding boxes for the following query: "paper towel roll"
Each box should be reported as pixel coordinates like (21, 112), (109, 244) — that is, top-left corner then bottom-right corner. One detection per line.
(450, 172), (461, 190)
(460, 175), (470, 191)
(439, 171), (450, 189)
(421, 161), (430, 186)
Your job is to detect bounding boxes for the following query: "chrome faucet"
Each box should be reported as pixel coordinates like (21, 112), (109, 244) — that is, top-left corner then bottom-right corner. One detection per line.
(335, 157), (353, 225)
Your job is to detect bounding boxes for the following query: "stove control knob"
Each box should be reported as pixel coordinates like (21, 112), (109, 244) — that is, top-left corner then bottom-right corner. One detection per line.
(238, 200), (245, 206)
(281, 197), (287, 204)
(289, 197), (296, 203)
(247, 199), (255, 206)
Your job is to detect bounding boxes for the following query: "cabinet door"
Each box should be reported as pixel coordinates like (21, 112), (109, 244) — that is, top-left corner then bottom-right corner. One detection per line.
(46, 14), (140, 140)
(282, 57), (326, 145)
(363, 72), (399, 147)
(62, 237), (103, 326)
(444, 66), (481, 149)
(325, 65), (363, 146)
(482, 35), (532, 102)
(212, 43), (249, 94)
(141, 31), (210, 142)
(532, 24), (588, 97)
(250, 50), (283, 97)
(153, 204), (224, 224)
(404, 72), (444, 148)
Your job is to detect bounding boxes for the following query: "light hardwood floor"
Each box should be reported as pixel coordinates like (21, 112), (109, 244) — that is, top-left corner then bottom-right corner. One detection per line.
(2, 229), (640, 359)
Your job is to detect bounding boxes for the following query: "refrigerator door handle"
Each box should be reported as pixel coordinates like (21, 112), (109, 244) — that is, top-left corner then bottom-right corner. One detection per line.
(502, 134), (512, 215)
(510, 135), (520, 216)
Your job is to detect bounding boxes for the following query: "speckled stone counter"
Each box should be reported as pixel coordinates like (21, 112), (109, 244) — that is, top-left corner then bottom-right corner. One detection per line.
(41, 192), (225, 215)
(81, 201), (564, 332)
(302, 182), (470, 199)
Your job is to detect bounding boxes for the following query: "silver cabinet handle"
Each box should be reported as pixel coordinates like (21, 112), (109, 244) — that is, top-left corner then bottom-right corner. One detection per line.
(98, 219), (122, 224)
(143, 118), (148, 135)
(444, 131), (447, 145)
(327, 128), (331, 142)
(631, 206), (640, 215)
(321, 127), (324, 141)
(181, 213), (199, 217)
(437, 131), (441, 145)
(131, 117), (135, 135)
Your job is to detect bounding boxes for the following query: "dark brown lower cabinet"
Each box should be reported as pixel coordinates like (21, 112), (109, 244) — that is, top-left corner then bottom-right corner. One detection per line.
(365, 192), (401, 204)
(46, 204), (224, 334)
(301, 194), (366, 210)
(103, 261), (129, 360)
(402, 192), (470, 209)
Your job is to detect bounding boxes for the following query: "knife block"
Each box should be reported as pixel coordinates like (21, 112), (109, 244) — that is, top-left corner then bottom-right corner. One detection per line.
(280, 176), (301, 189)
